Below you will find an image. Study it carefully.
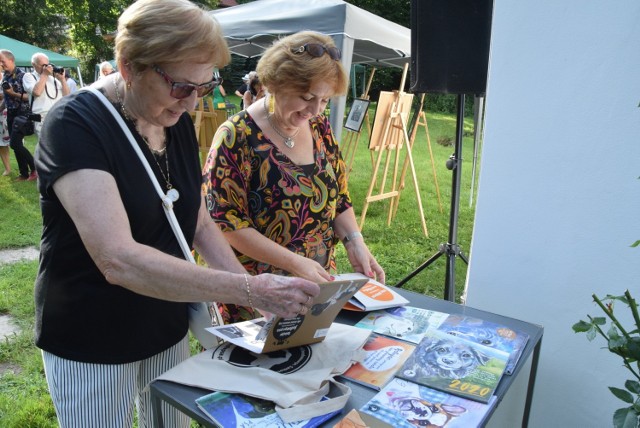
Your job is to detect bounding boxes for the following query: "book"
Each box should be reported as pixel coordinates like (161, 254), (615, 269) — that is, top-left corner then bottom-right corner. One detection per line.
(337, 273), (410, 311)
(436, 314), (530, 375)
(333, 408), (393, 428)
(341, 333), (416, 390)
(354, 306), (450, 344)
(195, 391), (339, 427)
(360, 377), (498, 428)
(206, 276), (368, 353)
(396, 329), (509, 403)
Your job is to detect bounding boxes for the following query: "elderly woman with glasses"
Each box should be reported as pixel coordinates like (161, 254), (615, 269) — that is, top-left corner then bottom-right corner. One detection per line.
(203, 31), (385, 324)
(33, 1), (319, 426)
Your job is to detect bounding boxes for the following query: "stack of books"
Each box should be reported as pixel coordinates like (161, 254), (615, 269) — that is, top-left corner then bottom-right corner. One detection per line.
(337, 308), (530, 427)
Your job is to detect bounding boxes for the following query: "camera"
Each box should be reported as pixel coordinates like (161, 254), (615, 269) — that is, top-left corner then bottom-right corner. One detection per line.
(1, 81), (10, 90)
(27, 113), (42, 122)
(45, 64), (64, 74)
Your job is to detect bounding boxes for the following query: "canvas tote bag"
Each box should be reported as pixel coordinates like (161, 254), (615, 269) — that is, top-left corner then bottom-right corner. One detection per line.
(157, 322), (371, 422)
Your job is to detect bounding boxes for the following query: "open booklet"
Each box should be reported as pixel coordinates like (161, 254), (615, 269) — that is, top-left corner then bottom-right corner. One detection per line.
(196, 391), (339, 428)
(206, 276), (369, 353)
(336, 273), (410, 311)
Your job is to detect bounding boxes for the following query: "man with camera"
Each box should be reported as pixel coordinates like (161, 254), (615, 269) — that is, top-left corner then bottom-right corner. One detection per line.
(0, 49), (36, 181)
(23, 53), (70, 144)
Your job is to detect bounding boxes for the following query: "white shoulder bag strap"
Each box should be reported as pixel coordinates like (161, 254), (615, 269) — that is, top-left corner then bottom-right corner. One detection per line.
(81, 86), (223, 348)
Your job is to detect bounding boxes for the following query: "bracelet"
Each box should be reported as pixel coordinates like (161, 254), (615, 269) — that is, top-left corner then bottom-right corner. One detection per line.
(341, 231), (363, 244)
(243, 274), (253, 307)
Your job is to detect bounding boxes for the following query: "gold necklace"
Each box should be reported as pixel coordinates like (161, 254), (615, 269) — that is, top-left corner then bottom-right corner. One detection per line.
(113, 76), (166, 156)
(263, 96), (299, 148)
(113, 76), (178, 201)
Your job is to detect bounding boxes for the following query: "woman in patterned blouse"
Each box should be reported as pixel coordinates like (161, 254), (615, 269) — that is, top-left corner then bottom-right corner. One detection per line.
(203, 31), (385, 323)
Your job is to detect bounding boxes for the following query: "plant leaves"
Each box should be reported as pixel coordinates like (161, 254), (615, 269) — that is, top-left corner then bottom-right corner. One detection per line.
(609, 337), (627, 352)
(612, 407), (640, 428)
(572, 320), (593, 333)
(625, 380), (640, 394)
(609, 326), (627, 353)
(592, 316), (607, 325)
(587, 328), (597, 341)
(610, 387), (634, 403)
(603, 295), (629, 305)
(609, 325), (622, 340)
(628, 338), (640, 360)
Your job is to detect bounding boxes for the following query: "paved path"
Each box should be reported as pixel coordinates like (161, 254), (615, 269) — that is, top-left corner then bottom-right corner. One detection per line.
(0, 246), (39, 340)
(0, 246), (39, 265)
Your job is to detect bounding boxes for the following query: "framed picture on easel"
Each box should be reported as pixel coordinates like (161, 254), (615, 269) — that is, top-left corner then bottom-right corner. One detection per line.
(344, 98), (370, 132)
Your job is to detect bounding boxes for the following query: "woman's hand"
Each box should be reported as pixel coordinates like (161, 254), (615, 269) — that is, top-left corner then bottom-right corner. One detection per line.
(344, 239), (386, 284)
(249, 274), (320, 318)
(289, 254), (333, 283)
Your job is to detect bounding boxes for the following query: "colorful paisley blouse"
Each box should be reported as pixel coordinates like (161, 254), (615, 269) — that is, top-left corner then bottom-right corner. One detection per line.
(202, 111), (352, 323)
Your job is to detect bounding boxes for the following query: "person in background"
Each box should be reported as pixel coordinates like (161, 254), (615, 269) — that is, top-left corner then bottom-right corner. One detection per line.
(211, 79), (227, 110)
(98, 60), (114, 79)
(0, 107), (9, 176)
(23, 53), (70, 142)
(234, 70), (255, 109)
(0, 49), (36, 181)
(242, 74), (265, 108)
(203, 31), (384, 324)
(64, 70), (78, 93)
(0, 81), (10, 176)
(34, 1), (319, 426)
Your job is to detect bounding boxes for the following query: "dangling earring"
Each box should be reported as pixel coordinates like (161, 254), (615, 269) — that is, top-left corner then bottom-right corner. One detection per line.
(268, 93), (275, 115)
(126, 81), (131, 89)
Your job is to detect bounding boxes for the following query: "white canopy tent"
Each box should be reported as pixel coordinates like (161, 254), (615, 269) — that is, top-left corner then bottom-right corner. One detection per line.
(210, 0), (411, 140)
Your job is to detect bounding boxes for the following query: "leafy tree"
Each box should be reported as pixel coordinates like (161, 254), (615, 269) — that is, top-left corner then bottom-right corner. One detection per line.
(347, 0), (410, 27)
(345, 1), (409, 103)
(57, 0), (129, 83)
(0, 0), (68, 54)
(57, 0), (220, 84)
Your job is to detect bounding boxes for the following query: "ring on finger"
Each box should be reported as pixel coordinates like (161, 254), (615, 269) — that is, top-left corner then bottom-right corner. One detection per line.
(306, 295), (312, 306)
(299, 302), (307, 315)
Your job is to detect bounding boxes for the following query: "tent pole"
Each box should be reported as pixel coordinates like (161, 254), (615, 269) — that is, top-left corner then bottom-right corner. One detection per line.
(76, 67), (84, 87)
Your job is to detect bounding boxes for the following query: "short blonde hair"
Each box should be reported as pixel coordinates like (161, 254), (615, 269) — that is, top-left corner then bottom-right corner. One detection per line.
(257, 31), (348, 97)
(115, 0), (230, 74)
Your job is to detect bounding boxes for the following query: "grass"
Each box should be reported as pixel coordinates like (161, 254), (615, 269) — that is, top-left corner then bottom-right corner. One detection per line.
(0, 96), (480, 425)
(0, 137), (41, 250)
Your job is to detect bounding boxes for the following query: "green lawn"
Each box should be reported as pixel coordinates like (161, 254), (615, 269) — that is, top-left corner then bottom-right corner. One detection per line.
(0, 98), (480, 426)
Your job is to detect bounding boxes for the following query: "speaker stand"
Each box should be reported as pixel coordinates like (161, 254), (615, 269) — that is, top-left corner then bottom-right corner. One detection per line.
(395, 93), (469, 302)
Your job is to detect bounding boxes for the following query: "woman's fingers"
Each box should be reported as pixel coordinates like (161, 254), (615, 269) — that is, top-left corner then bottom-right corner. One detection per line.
(251, 274), (320, 318)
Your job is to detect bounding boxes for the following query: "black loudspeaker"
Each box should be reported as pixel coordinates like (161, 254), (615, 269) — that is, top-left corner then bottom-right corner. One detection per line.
(410, 0), (494, 95)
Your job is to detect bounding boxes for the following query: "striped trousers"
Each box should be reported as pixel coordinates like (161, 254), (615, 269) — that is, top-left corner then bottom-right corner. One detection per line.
(42, 335), (190, 428)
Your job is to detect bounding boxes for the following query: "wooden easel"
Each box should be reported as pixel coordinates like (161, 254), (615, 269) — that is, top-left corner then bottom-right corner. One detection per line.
(393, 93), (443, 218)
(359, 64), (428, 237)
(342, 67), (376, 182)
(189, 98), (227, 163)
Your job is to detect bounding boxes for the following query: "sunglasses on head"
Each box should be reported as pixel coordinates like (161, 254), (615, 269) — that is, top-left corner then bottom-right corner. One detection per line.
(291, 43), (341, 61)
(152, 65), (222, 99)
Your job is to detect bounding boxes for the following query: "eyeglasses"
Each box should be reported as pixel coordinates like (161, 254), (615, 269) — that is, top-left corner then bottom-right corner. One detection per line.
(291, 43), (341, 61)
(152, 65), (221, 99)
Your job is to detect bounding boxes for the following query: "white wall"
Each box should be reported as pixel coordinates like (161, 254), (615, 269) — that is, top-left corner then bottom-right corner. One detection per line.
(465, 1), (640, 427)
